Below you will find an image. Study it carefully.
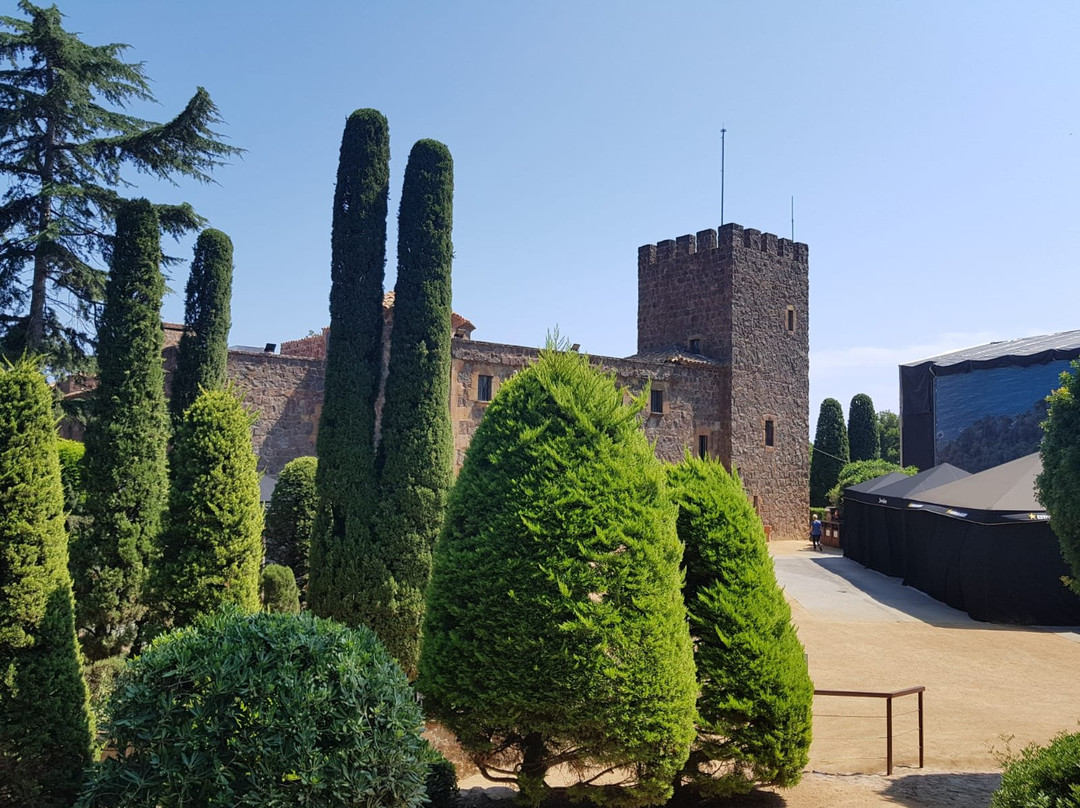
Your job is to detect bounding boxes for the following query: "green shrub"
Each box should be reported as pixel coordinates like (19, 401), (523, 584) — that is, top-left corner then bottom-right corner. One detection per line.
(0, 359), (94, 807)
(424, 747), (460, 808)
(809, 398), (848, 507)
(826, 459), (918, 508)
(263, 455), (317, 586)
(990, 730), (1080, 808)
(77, 609), (429, 808)
(56, 437), (86, 513)
(420, 344), (696, 808)
(261, 564), (300, 614)
(669, 456), (813, 798)
(1038, 361), (1080, 595)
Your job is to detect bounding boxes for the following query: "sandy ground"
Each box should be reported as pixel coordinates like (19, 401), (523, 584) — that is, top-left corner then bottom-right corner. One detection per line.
(439, 541), (1080, 807)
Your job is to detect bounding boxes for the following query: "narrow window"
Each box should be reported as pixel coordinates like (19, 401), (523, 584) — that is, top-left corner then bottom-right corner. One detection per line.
(786, 306), (795, 333)
(477, 374), (493, 402)
(688, 338), (700, 354)
(764, 418), (775, 447)
(650, 389), (664, 415)
(698, 434), (709, 458)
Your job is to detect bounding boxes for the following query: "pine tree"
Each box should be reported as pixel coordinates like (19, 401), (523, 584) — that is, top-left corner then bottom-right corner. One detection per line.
(71, 199), (168, 660)
(0, 2), (240, 371)
(307, 109), (389, 624)
(371, 140), (454, 676)
(263, 455), (318, 587)
(669, 456), (813, 799)
(419, 345), (697, 808)
(1037, 362), (1080, 594)
(809, 398), (848, 507)
(0, 359), (94, 807)
(847, 393), (879, 462)
(169, 229), (233, 425)
(152, 388), (263, 627)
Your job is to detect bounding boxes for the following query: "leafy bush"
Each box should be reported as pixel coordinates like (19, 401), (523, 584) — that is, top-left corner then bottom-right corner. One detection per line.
(263, 455), (318, 586)
(826, 459), (918, 508)
(261, 564), (300, 614)
(990, 730), (1080, 808)
(420, 344), (696, 808)
(56, 437), (85, 513)
(424, 747), (460, 808)
(77, 609), (429, 808)
(1039, 362), (1080, 594)
(669, 456), (813, 798)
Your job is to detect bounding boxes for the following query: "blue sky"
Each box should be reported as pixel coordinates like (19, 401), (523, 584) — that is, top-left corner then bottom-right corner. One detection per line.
(34, 2), (1080, 436)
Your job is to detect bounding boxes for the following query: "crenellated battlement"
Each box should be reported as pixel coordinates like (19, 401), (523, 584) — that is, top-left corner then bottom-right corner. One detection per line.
(638, 222), (808, 268)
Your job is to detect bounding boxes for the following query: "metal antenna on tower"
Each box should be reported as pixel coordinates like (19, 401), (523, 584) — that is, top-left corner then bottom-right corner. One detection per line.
(720, 127), (727, 226)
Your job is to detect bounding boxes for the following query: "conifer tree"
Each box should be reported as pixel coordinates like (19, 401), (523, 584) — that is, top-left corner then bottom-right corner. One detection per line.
(1037, 362), (1080, 594)
(72, 199), (168, 660)
(847, 393), (880, 462)
(261, 564), (301, 614)
(169, 229), (233, 425)
(152, 388), (263, 627)
(0, 359), (94, 807)
(371, 139), (454, 676)
(669, 456), (813, 799)
(877, 410), (901, 464)
(308, 109), (390, 623)
(263, 455), (318, 586)
(420, 345), (697, 808)
(0, 2), (240, 371)
(809, 397), (848, 507)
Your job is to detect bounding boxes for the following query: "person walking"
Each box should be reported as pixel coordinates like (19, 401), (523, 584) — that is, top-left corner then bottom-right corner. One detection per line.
(810, 514), (823, 550)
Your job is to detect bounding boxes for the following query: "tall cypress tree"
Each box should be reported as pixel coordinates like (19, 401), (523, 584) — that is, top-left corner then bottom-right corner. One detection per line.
(152, 388), (263, 627)
(847, 393), (880, 463)
(72, 199), (168, 660)
(0, 360), (94, 807)
(307, 110), (389, 623)
(809, 397), (848, 507)
(371, 140), (454, 676)
(170, 229), (233, 425)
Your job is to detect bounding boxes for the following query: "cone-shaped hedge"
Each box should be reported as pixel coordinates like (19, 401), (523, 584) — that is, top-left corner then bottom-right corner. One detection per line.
(169, 228), (233, 425)
(669, 456), (813, 798)
(152, 388), (263, 627)
(73, 198), (168, 660)
(372, 139), (454, 676)
(0, 360), (94, 807)
(261, 564), (301, 614)
(308, 109), (389, 623)
(263, 455), (318, 586)
(809, 397), (848, 507)
(420, 346), (697, 808)
(847, 393), (879, 463)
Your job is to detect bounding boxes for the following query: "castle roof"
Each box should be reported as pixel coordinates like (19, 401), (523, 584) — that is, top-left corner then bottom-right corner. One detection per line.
(626, 346), (723, 366)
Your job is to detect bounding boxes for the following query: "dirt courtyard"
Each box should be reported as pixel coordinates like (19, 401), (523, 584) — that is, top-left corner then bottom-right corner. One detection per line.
(453, 540), (1080, 808)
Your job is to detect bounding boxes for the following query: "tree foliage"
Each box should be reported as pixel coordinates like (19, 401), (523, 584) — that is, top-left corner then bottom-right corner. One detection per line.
(56, 436), (85, 514)
(809, 398), (848, 507)
(169, 228), (233, 425)
(1037, 362), (1080, 595)
(308, 109), (389, 624)
(371, 139), (454, 676)
(263, 455), (317, 586)
(0, 2), (240, 371)
(847, 393), (879, 462)
(420, 345), (697, 808)
(260, 564), (300, 614)
(76, 609), (429, 808)
(71, 199), (168, 661)
(0, 359), (93, 807)
(827, 459), (917, 509)
(669, 456), (813, 799)
(877, 410), (901, 464)
(152, 388), (262, 628)
(990, 730), (1080, 808)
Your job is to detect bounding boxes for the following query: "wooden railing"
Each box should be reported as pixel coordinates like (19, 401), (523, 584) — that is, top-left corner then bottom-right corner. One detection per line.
(813, 686), (925, 775)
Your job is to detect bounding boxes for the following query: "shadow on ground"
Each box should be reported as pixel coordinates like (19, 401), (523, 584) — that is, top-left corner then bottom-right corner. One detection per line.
(880, 771), (1001, 807)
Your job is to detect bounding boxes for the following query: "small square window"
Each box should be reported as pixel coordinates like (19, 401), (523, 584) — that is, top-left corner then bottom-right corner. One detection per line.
(698, 434), (709, 458)
(650, 389), (664, 415)
(688, 338), (700, 354)
(477, 374), (493, 402)
(764, 419), (775, 447)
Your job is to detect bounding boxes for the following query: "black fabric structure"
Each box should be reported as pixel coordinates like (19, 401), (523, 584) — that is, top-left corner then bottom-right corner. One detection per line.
(843, 457), (1080, 625)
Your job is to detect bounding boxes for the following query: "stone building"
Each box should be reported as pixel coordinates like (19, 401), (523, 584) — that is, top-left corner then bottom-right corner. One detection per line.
(222, 221), (810, 540)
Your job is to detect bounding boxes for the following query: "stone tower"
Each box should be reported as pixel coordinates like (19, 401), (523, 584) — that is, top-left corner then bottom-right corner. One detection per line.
(637, 223), (809, 540)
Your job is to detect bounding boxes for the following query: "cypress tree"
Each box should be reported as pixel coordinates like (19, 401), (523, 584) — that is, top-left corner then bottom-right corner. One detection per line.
(809, 398), (848, 507)
(419, 346), (697, 808)
(372, 139), (454, 676)
(263, 455), (318, 587)
(847, 393), (880, 462)
(152, 388), (263, 627)
(170, 228), (233, 425)
(261, 564), (301, 614)
(307, 109), (389, 624)
(0, 359), (94, 807)
(669, 456), (813, 799)
(72, 199), (168, 660)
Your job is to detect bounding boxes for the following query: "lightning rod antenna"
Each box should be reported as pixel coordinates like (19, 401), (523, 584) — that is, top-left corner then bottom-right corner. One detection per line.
(720, 126), (727, 226)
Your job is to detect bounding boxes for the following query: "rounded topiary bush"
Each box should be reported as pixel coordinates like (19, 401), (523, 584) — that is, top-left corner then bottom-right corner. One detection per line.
(990, 731), (1080, 808)
(261, 563), (301, 614)
(77, 609), (429, 808)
